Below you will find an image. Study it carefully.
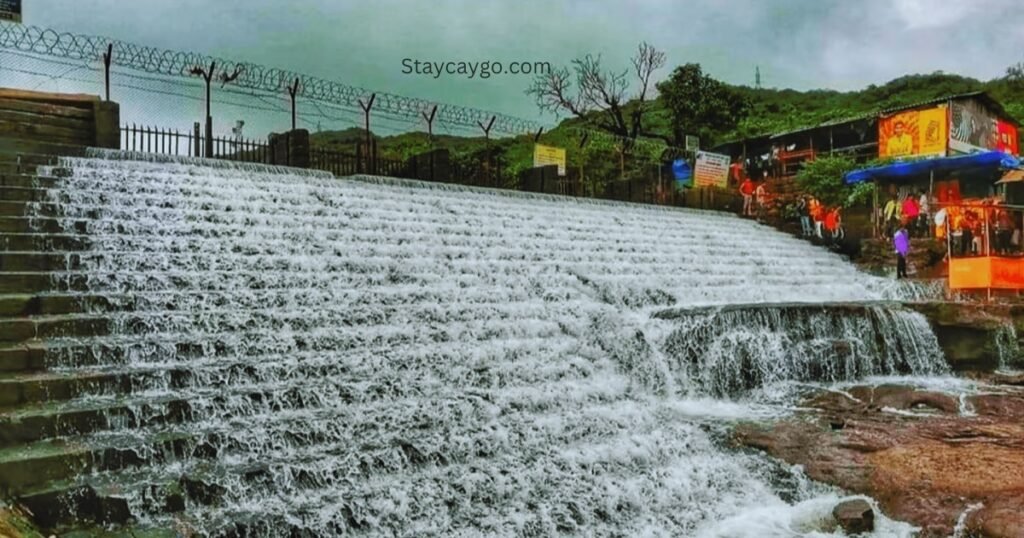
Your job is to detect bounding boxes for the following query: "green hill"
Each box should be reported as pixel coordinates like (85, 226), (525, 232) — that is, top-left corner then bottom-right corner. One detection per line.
(310, 72), (1024, 175)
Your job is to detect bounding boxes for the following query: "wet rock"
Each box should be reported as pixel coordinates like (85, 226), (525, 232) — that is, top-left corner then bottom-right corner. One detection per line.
(180, 476), (226, 506)
(734, 383), (1024, 537)
(905, 302), (1016, 371)
(96, 495), (131, 525)
(832, 499), (874, 535)
(164, 492), (186, 513)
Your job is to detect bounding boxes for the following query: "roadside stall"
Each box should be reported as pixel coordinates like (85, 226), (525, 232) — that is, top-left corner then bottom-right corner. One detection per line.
(845, 152), (1024, 296)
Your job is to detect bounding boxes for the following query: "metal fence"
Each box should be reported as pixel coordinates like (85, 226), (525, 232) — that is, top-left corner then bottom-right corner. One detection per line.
(122, 124), (270, 162)
(0, 21), (703, 209)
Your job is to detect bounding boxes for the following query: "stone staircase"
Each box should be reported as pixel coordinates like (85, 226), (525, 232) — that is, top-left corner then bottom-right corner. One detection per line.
(0, 143), (195, 533)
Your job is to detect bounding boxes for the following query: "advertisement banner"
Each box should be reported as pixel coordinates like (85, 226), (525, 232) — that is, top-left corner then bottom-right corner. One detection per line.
(878, 105), (947, 158)
(672, 158), (692, 190)
(693, 151), (730, 188)
(949, 99), (999, 154)
(997, 119), (1019, 155)
(0, 0), (21, 22)
(533, 144), (566, 176)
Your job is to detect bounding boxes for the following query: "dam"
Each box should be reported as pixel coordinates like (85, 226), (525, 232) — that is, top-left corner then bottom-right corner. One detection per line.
(0, 150), (967, 536)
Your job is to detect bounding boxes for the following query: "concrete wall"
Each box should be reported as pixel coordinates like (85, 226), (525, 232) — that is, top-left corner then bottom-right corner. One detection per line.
(0, 88), (119, 149)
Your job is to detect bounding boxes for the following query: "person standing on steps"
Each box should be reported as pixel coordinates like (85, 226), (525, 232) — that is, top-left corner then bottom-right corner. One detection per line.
(883, 195), (901, 238)
(755, 180), (769, 223)
(740, 176), (755, 217)
(918, 190), (931, 237)
(797, 196), (812, 236)
(901, 193), (920, 238)
(894, 225), (910, 279)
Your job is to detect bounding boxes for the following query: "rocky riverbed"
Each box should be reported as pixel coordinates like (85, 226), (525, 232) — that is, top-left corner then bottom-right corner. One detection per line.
(734, 374), (1024, 537)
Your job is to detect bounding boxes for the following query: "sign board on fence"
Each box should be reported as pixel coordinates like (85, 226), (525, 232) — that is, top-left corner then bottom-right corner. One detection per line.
(0, 0), (21, 23)
(685, 135), (700, 152)
(693, 151), (730, 188)
(533, 143), (566, 176)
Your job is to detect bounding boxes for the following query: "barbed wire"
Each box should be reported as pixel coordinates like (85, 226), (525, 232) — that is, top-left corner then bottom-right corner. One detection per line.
(0, 21), (544, 135)
(0, 21), (688, 158)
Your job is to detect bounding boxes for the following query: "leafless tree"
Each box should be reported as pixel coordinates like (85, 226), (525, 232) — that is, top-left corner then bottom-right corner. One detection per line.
(526, 42), (666, 141)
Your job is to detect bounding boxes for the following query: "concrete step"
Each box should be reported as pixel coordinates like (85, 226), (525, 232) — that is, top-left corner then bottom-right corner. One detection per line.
(0, 294), (116, 317)
(0, 252), (83, 272)
(0, 186), (54, 203)
(0, 234), (89, 252)
(0, 174), (59, 189)
(0, 202), (60, 218)
(0, 314), (111, 344)
(0, 430), (192, 493)
(18, 464), (222, 531)
(0, 342), (47, 373)
(0, 217), (77, 234)
(0, 370), (131, 409)
(0, 392), (192, 448)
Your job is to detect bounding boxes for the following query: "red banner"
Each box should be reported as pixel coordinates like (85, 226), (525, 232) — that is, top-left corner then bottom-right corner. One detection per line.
(997, 120), (1019, 155)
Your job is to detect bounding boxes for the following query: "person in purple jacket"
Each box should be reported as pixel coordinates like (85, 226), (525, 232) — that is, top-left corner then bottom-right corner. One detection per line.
(893, 225), (910, 279)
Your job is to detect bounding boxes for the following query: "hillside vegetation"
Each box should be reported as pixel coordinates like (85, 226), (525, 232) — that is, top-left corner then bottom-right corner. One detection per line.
(310, 72), (1024, 176)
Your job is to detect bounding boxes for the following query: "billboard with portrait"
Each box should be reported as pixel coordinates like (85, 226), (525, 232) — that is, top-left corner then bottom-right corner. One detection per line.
(878, 105), (947, 158)
(949, 99), (1002, 154)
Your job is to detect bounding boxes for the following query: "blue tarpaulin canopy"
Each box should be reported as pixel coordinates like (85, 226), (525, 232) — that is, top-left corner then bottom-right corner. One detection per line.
(844, 151), (1021, 184)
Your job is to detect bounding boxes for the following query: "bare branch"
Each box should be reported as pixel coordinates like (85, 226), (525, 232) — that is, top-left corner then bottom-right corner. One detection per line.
(526, 43), (665, 140)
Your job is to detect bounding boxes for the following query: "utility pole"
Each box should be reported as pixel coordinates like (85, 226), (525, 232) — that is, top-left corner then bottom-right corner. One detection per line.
(189, 62), (242, 158)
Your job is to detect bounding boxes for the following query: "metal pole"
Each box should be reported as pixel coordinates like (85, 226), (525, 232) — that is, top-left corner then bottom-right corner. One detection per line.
(288, 78), (300, 131)
(102, 44), (113, 102)
(478, 115), (496, 183)
(359, 94), (376, 174)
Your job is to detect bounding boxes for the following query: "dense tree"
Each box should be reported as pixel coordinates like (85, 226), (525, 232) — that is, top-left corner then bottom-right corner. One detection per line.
(655, 63), (749, 148)
(795, 156), (875, 208)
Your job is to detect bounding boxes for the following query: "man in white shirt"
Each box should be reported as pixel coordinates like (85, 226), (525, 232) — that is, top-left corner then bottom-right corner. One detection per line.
(918, 191), (930, 237)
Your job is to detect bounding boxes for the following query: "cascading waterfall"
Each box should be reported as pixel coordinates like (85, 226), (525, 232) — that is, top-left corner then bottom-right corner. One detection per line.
(30, 154), (948, 536)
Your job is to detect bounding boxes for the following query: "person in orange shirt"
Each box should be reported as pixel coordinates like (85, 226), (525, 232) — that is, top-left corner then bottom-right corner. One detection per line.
(809, 197), (824, 238)
(829, 207), (844, 240)
(739, 177), (755, 216)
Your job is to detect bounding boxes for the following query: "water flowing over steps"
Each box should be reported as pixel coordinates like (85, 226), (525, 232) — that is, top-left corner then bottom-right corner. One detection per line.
(0, 152), (949, 535)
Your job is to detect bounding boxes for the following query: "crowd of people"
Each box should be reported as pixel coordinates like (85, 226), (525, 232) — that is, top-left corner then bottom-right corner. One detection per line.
(738, 176), (845, 240)
(936, 204), (1022, 257)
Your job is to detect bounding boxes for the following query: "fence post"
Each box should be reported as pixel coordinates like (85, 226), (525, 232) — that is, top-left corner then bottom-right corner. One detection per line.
(102, 44), (113, 102)
(358, 94), (376, 174)
(193, 122), (201, 157)
(288, 78), (300, 131)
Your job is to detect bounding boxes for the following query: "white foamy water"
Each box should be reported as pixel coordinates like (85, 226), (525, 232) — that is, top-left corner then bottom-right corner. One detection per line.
(32, 155), (952, 536)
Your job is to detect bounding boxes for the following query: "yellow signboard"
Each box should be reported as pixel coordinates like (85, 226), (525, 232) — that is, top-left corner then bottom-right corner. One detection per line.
(879, 105), (947, 158)
(533, 144), (566, 176)
(693, 151), (730, 188)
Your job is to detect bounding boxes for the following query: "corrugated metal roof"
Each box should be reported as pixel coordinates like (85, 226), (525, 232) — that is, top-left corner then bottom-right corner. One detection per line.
(767, 91), (1017, 140)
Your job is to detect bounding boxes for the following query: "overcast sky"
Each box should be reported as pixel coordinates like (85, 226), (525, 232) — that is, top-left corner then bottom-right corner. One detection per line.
(12, 0), (1024, 130)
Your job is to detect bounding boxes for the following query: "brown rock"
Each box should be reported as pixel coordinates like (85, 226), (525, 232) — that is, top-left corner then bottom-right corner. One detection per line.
(832, 499), (874, 535)
(735, 383), (1024, 537)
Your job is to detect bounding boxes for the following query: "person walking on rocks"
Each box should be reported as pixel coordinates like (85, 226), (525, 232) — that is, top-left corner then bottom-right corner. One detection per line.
(894, 225), (910, 279)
